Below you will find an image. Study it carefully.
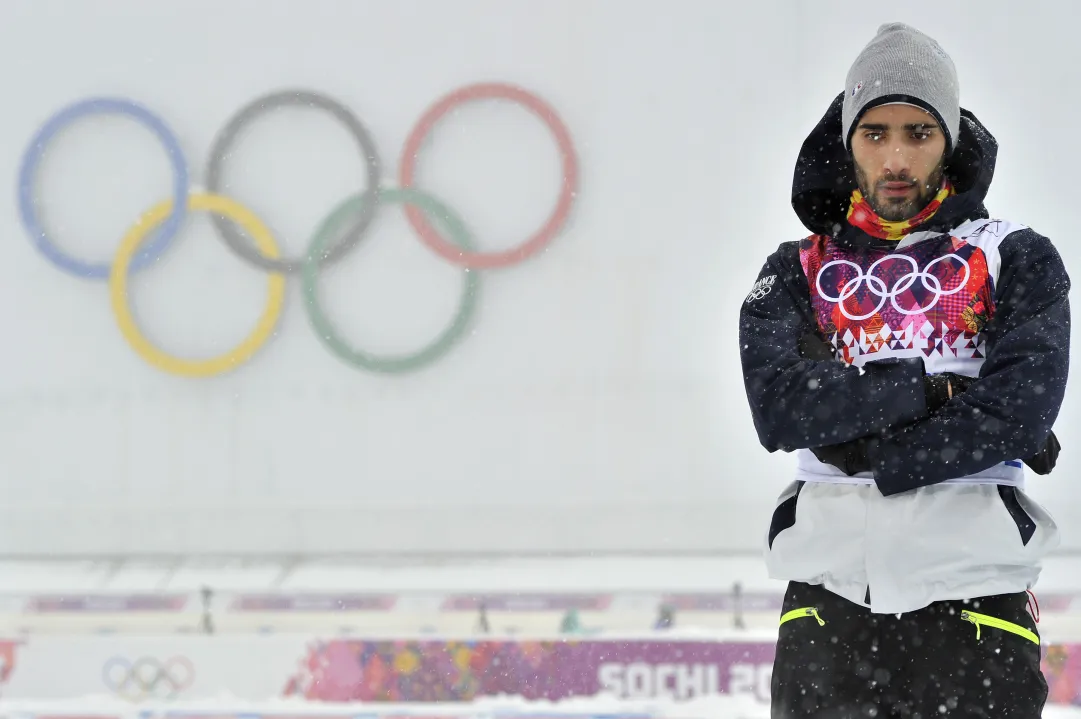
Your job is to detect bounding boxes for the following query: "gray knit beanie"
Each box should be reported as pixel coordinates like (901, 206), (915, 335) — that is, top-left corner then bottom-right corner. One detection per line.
(842, 22), (960, 154)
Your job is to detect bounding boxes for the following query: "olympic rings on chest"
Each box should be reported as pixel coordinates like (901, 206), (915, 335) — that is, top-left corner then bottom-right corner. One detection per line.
(18, 83), (579, 377)
(815, 252), (971, 321)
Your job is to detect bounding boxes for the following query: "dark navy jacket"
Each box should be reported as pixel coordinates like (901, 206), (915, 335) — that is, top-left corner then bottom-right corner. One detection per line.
(739, 92), (1071, 498)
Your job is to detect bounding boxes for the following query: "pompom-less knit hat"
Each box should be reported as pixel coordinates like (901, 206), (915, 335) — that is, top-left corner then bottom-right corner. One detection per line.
(842, 22), (960, 155)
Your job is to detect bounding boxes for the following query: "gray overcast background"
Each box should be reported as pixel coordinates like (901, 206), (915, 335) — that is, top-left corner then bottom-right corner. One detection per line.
(0, 0), (1076, 556)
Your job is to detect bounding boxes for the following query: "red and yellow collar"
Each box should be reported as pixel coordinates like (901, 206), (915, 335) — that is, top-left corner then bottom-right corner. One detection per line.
(846, 178), (955, 240)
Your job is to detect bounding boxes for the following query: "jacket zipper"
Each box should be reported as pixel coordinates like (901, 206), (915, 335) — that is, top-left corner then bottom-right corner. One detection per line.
(779, 606), (825, 627)
(960, 610), (1040, 645)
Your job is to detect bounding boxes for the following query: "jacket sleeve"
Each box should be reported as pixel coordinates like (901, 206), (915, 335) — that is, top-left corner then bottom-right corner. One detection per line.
(739, 241), (929, 452)
(868, 229), (1071, 496)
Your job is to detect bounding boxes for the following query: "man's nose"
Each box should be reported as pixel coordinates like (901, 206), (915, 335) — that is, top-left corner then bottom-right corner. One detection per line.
(881, 140), (912, 177)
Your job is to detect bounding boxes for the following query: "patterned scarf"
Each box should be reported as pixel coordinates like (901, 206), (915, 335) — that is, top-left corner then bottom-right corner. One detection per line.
(846, 177), (955, 240)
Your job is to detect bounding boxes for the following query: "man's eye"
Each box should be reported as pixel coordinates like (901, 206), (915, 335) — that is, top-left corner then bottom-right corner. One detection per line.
(866, 132), (883, 141)
(912, 132), (931, 141)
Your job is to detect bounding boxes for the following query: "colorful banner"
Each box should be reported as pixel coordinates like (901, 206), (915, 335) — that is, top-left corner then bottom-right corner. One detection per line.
(283, 640), (775, 704)
(1045, 643), (1081, 706)
(4, 634), (1081, 709)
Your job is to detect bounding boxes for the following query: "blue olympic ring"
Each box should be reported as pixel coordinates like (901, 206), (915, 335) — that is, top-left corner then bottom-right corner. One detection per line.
(17, 96), (189, 279)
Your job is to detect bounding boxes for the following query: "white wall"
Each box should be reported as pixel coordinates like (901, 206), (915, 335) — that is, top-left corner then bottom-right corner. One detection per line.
(0, 0), (1077, 556)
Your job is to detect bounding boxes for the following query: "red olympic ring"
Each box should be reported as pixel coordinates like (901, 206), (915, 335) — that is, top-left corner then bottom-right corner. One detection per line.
(399, 82), (579, 270)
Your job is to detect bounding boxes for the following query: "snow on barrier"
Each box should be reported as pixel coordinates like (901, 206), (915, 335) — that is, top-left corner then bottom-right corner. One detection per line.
(0, 696), (1080, 719)
(0, 694), (771, 719)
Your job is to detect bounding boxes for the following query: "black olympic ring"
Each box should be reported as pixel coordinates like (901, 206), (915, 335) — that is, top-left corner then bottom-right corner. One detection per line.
(102, 655), (195, 700)
(204, 89), (382, 274)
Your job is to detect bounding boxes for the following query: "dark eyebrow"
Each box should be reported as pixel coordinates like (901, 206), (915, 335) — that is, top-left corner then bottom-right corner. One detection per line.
(857, 122), (940, 131)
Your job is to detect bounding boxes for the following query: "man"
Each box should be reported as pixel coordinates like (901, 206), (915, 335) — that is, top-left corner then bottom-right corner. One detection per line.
(739, 22), (1070, 718)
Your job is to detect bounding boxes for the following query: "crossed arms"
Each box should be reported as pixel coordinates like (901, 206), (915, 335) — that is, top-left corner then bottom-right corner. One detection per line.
(738, 231), (1070, 496)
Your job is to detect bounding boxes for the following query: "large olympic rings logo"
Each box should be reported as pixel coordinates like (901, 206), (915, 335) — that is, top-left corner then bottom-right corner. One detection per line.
(18, 83), (578, 376)
(815, 253), (970, 321)
(102, 655), (195, 700)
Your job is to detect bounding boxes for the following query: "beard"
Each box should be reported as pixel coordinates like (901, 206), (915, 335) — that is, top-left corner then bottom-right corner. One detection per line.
(855, 160), (946, 222)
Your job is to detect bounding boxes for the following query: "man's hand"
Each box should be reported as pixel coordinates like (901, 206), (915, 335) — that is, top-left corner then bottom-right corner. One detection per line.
(810, 438), (873, 476)
(924, 372), (975, 413)
(798, 332), (835, 361)
(1024, 431), (1060, 475)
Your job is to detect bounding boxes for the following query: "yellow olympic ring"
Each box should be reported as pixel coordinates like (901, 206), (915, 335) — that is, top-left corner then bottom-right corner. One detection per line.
(108, 193), (287, 378)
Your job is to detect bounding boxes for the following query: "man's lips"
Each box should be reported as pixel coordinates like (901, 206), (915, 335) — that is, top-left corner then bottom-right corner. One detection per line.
(880, 182), (915, 196)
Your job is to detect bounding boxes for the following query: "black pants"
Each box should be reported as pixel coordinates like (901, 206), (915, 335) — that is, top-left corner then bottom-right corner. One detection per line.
(771, 581), (1047, 718)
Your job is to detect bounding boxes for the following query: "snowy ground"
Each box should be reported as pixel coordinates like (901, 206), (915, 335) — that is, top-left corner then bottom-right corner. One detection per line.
(0, 696), (1078, 718)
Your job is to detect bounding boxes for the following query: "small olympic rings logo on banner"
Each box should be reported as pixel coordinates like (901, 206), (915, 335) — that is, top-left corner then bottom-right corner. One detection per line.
(816, 253), (970, 321)
(18, 83), (579, 377)
(102, 655), (195, 700)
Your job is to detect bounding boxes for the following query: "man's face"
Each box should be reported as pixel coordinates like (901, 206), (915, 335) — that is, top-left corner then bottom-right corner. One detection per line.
(850, 103), (948, 222)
